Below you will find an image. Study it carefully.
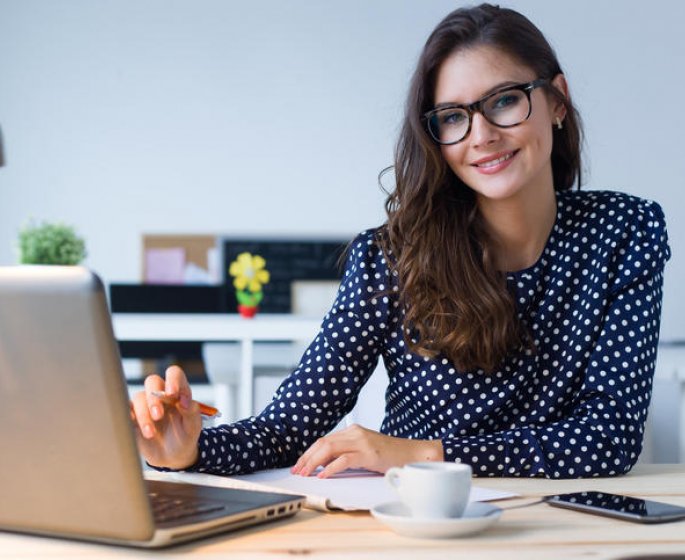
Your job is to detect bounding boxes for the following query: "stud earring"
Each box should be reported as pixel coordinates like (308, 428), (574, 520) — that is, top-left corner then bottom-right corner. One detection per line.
(555, 117), (563, 130)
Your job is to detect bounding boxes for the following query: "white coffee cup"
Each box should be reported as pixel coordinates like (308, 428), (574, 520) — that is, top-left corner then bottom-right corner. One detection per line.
(385, 462), (472, 519)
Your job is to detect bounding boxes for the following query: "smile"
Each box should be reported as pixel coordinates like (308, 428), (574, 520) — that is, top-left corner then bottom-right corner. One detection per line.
(472, 151), (518, 168)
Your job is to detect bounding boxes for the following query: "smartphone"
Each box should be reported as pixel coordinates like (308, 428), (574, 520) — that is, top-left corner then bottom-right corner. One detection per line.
(545, 491), (685, 524)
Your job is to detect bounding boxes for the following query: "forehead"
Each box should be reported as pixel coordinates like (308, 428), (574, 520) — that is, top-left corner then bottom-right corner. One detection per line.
(433, 45), (536, 105)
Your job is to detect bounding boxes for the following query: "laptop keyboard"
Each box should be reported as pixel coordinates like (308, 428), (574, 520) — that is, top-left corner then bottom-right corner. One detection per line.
(148, 491), (228, 523)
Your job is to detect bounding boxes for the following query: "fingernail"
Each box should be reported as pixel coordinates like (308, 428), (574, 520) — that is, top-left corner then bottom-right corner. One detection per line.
(180, 395), (190, 409)
(143, 424), (154, 439)
(151, 405), (162, 419)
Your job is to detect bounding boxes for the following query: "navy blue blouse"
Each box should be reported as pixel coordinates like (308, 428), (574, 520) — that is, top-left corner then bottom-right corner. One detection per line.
(190, 190), (670, 478)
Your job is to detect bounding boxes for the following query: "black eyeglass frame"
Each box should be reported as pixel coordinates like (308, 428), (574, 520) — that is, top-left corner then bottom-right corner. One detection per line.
(423, 78), (550, 146)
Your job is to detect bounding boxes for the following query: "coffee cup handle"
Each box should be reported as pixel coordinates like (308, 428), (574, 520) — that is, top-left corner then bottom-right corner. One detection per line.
(385, 467), (402, 490)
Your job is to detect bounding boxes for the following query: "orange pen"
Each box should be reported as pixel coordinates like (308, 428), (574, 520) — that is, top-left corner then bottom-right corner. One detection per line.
(150, 390), (221, 418)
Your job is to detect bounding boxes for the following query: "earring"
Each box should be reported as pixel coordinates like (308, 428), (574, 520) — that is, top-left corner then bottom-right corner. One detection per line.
(555, 117), (563, 130)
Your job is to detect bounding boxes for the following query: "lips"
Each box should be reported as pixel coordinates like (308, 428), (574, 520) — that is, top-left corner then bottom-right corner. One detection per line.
(470, 149), (519, 175)
(471, 150), (518, 168)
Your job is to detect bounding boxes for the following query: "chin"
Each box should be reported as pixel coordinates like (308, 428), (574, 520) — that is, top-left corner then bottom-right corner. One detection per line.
(466, 179), (526, 202)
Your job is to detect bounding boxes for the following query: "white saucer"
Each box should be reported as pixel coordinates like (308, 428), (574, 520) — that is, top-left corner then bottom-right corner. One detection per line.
(371, 501), (502, 539)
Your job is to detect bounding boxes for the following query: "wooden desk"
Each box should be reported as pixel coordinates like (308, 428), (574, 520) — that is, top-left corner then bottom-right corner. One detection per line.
(113, 313), (321, 419)
(2, 464), (684, 559)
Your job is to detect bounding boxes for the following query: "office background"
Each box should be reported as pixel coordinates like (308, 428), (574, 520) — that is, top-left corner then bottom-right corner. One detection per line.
(0, 0), (682, 342)
(1, 0), (683, 403)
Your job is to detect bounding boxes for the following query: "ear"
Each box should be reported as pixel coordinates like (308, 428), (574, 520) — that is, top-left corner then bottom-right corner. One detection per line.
(549, 73), (569, 122)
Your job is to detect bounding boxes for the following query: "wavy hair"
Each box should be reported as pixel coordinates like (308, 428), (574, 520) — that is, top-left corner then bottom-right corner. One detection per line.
(379, 3), (583, 372)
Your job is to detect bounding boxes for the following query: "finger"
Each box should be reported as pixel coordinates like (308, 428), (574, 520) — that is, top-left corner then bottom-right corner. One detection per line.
(292, 437), (328, 474)
(297, 437), (344, 477)
(165, 365), (192, 409)
(317, 453), (357, 479)
(291, 445), (319, 476)
(144, 374), (166, 420)
(180, 401), (203, 437)
(292, 429), (354, 474)
(131, 390), (157, 439)
(298, 424), (380, 476)
(292, 444), (314, 473)
(173, 398), (201, 430)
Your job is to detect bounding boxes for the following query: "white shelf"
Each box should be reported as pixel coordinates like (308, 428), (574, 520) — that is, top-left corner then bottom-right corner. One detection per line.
(113, 313), (321, 419)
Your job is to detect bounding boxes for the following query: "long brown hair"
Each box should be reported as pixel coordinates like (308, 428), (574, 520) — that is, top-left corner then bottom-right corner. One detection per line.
(379, 4), (583, 372)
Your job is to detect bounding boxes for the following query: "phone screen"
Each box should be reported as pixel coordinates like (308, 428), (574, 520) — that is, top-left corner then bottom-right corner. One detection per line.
(545, 491), (685, 523)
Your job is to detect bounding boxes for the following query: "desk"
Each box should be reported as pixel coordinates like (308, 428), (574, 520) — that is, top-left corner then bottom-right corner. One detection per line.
(2, 464), (684, 559)
(113, 314), (321, 419)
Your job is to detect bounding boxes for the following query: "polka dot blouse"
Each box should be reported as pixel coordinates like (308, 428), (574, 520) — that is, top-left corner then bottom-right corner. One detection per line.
(189, 190), (670, 478)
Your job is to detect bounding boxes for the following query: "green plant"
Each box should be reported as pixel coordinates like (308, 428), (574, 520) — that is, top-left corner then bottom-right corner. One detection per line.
(18, 221), (87, 265)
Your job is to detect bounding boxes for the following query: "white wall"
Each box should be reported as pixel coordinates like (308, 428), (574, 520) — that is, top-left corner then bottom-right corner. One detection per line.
(0, 0), (683, 341)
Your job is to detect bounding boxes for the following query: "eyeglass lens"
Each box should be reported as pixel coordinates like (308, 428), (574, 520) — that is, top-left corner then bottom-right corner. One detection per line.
(428, 88), (532, 145)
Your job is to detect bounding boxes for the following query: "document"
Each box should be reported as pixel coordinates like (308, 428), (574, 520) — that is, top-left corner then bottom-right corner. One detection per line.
(148, 468), (518, 512)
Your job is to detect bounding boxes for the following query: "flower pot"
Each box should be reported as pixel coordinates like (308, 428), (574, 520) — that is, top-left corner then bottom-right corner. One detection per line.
(238, 304), (258, 318)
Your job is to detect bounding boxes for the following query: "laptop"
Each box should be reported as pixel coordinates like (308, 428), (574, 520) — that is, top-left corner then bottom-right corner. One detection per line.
(0, 265), (304, 548)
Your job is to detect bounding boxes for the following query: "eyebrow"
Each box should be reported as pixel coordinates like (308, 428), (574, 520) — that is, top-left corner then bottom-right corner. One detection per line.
(433, 80), (522, 110)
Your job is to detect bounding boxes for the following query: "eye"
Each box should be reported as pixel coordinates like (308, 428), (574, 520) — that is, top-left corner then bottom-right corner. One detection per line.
(439, 109), (467, 126)
(489, 91), (523, 111)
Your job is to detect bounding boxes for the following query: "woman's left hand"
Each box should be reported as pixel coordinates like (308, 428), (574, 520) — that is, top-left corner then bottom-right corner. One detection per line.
(290, 424), (444, 478)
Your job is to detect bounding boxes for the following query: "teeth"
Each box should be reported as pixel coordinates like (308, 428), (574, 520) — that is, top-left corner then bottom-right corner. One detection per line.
(477, 153), (514, 168)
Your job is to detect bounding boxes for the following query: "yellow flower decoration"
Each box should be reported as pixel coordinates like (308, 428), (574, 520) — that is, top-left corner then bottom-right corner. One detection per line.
(229, 252), (270, 293)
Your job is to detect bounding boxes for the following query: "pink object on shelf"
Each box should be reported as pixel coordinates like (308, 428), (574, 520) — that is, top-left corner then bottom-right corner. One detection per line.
(145, 248), (186, 284)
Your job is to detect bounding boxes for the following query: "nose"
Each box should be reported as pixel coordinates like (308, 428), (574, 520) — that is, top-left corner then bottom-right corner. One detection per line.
(469, 112), (500, 147)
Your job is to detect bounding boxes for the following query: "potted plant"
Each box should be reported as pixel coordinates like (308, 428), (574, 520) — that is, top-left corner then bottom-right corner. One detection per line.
(18, 221), (87, 265)
(228, 252), (270, 318)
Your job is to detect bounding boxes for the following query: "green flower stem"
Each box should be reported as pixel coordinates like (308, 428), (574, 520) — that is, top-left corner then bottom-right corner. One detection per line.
(236, 290), (263, 307)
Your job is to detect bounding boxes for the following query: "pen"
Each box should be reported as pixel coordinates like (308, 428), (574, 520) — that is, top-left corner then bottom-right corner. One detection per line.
(149, 390), (222, 418)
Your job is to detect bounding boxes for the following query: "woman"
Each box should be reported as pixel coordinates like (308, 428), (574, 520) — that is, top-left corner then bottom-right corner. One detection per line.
(132, 4), (670, 478)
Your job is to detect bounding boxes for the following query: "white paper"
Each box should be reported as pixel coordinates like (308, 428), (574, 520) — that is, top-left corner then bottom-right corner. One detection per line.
(230, 467), (518, 511)
(149, 467), (518, 512)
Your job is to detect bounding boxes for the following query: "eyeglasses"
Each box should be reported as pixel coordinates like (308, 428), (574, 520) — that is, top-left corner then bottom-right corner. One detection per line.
(423, 78), (549, 145)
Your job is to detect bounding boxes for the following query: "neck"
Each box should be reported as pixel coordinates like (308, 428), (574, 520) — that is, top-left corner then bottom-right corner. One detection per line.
(477, 186), (557, 272)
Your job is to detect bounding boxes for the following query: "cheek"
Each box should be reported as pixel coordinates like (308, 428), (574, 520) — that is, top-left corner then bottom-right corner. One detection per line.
(527, 109), (555, 158)
(440, 145), (468, 177)
(535, 124), (554, 162)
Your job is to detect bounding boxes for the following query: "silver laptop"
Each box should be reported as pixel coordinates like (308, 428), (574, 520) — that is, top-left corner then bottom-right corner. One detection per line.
(0, 265), (304, 548)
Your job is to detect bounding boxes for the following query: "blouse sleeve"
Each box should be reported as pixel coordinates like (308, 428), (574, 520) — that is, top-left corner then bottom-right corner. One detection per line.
(441, 200), (671, 478)
(188, 230), (393, 475)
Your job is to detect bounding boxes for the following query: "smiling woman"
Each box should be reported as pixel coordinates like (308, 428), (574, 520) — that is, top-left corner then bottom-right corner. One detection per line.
(434, 47), (563, 265)
(131, 3), (671, 480)
(384, 6), (582, 373)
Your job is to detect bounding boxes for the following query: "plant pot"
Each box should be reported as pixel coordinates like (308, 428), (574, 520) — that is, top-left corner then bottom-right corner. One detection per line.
(238, 304), (258, 318)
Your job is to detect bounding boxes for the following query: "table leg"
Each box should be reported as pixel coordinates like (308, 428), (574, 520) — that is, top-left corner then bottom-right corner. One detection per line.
(239, 339), (254, 419)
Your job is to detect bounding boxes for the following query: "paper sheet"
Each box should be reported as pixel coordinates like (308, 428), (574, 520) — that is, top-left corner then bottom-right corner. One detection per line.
(150, 467), (518, 512)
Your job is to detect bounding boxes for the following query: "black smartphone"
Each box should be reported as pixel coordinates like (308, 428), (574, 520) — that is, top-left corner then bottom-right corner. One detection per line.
(545, 491), (685, 524)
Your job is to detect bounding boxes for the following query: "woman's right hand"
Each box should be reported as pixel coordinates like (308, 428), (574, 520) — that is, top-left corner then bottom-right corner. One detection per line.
(130, 365), (203, 470)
